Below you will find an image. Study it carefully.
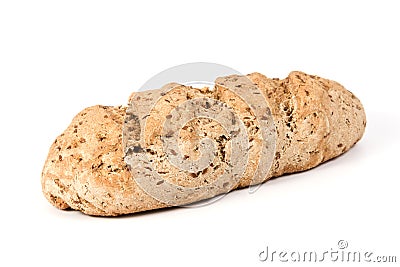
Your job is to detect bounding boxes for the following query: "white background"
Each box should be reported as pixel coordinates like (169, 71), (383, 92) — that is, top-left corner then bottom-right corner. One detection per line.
(1, 1), (399, 266)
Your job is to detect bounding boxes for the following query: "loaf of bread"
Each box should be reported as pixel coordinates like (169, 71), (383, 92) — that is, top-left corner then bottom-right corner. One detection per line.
(41, 71), (366, 216)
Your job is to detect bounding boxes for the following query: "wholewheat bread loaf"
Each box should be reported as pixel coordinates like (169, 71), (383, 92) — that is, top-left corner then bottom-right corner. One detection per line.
(41, 71), (366, 216)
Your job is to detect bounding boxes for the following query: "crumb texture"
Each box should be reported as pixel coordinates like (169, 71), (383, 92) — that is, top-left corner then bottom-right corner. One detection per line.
(41, 72), (366, 216)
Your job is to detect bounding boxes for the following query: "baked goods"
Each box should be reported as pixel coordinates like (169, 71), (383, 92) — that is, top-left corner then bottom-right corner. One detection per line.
(41, 71), (366, 216)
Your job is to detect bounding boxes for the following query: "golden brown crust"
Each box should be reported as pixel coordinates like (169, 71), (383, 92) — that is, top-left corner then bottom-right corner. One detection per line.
(41, 72), (366, 216)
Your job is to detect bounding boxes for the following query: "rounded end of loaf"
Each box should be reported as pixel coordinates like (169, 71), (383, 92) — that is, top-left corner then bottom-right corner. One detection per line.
(41, 105), (166, 216)
(248, 71), (366, 178)
(288, 71), (366, 161)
